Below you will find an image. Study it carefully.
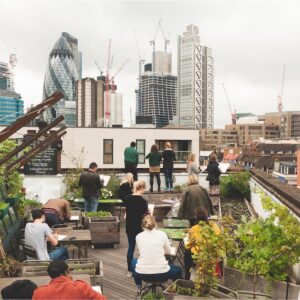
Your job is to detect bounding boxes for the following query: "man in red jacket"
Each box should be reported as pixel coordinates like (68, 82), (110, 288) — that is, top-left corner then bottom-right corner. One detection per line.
(32, 260), (106, 300)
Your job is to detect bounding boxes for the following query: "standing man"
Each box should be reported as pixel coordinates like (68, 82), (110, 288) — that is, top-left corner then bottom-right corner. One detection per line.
(79, 162), (103, 212)
(124, 141), (139, 181)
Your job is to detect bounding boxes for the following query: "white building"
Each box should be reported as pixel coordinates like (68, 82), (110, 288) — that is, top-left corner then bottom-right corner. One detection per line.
(108, 92), (122, 127)
(177, 24), (214, 129)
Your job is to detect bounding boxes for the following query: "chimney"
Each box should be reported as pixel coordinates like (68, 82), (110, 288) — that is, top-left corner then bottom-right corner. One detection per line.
(297, 146), (300, 188)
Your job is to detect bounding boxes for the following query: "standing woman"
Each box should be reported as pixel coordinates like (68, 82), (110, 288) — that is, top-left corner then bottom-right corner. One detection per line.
(162, 142), (176, 191)
(145, 144), (162, 192)
(118, 172), (134, 202)
(123, 180), (148, 277)
(186, 153), (199, 176)
(206, 153), (221, 193)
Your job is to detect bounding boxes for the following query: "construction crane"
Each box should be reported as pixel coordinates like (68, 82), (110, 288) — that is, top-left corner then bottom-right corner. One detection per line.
(159, 20), (170, 52)
(134, 29), (145, 115)
(277, 64), (286, 113)
(104, 39), (112, 127)
(111, 58), (130, 93)
(94, 61), (104, 76)
(222, 83), (237, 125)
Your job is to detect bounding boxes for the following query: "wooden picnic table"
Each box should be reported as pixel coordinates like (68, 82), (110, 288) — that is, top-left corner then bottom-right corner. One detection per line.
(0, 274), (91, 292)
(57, 228), (91, 258)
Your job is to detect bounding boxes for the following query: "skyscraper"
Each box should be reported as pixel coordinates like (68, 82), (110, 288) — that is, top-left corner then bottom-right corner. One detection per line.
(43, 33), (81, 126)
(136, 51), (177, 128)
(0, 60), (23, 125)
(177, 24), (214, 129)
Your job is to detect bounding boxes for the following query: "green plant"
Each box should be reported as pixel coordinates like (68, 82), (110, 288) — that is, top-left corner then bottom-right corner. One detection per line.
(106, 174), (121, 198)
(0, 256), (20, 277)
(228, 193), (300, 293)
(0, 140), (25, 198)
(63, 148), (85, 200)
(220, 172), (250, 199)
(85, 211), (112, 217)
(17, 198), (42, 217)
(142, 292), (166, 300)
(100, 188), (113, 199)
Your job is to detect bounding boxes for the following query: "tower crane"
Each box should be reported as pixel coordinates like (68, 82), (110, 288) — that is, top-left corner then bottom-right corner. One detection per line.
(222, 83), (237, 125)
(158, 20), (170, 52)
(94, 61), (104, 76)
(277, 64), (286, 113)
(111, 58), (130, 93)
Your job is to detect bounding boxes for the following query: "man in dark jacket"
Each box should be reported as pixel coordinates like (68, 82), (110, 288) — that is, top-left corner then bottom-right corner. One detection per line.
(124, 142), (139, 181)
(79, 162), (103, 212)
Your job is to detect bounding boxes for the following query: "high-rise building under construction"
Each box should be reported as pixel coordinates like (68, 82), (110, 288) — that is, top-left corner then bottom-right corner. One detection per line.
(177, 24), (214, 129)
(136, 51), (177, 128)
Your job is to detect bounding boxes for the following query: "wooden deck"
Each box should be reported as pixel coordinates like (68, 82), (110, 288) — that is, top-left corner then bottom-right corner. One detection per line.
(89, 227), (137, 299)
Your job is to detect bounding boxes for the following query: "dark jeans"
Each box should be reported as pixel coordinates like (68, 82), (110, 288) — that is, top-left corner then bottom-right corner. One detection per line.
(131, 258), (182, 286)
(164, 168), (173, 188)
(184, 250), (193, 280)
(125, 161), (138, 181)
(150, 172), (161, 191)
(127, 233), (137, 271)
(84, 196), (99, 212)
(45, 212), (62, 228)
(49, 246), (69, 261)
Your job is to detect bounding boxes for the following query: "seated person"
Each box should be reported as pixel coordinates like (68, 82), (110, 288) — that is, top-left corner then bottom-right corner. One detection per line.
(25, 209), (68, 260)
(1, 279), (37, 300)
(32, 260), (106, 300)
(184, 207), (220, 280)
(42, 198), (71, 227)
(132, 215), (182, 294)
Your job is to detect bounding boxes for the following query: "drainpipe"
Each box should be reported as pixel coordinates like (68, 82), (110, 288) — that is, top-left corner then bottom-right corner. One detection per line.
(297, 146), (300, 189)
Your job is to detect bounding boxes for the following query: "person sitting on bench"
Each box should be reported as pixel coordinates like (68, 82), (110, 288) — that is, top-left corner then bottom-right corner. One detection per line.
(131, 215), (182, 294)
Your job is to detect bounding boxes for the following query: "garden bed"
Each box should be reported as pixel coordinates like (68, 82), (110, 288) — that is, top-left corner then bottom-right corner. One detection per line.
(220, 197), (251, 223)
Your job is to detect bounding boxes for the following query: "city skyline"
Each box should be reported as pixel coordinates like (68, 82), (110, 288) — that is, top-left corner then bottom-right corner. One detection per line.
(0, 0), (299, 128)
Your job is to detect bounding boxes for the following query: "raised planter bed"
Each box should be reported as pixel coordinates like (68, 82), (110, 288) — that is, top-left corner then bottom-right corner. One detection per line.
(153, 204), (172, 221)
(164, 279), (238, 299)
(220, 197), (251, 223)
(83, 211), (120, 246)
(222, 266), (299, 299)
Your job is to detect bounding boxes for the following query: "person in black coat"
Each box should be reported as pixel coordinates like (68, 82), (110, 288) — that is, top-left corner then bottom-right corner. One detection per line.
(162, 142), (176, 191)
(118, 172), (134, 203)
(206, 153), (221, 187)
(123, 180), (148, 277)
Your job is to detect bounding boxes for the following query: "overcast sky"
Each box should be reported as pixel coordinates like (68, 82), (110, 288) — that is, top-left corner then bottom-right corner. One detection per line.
(0, 0), (299, 127)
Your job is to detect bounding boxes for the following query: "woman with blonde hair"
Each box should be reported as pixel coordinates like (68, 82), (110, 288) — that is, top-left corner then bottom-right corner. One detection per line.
(131, 215), (182, 293)
(186, 153), (199, 175)
(118, 172), (134, 202)
(177, 174), (214, 224)
(162, 142), (176, 191)
(123, 180), (148, 278)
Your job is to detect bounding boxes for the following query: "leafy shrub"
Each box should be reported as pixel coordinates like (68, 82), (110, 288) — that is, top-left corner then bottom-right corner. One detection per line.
(220, 172), (250, 199)
(106, 174), (121, 198)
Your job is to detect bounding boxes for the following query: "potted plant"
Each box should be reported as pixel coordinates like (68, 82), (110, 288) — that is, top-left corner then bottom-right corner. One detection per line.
(224, 193), (300, 298)
(164, 221), (238, 299)
(83, 210), (120, 246)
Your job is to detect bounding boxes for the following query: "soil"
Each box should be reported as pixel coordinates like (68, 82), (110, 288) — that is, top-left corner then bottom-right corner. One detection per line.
(220, 196), (251, 223)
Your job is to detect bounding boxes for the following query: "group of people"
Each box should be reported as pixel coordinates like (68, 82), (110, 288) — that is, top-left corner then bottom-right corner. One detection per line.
(120, 175), (220, 293)
(124, 141), (176, 191)
(1, 260), (106, 300)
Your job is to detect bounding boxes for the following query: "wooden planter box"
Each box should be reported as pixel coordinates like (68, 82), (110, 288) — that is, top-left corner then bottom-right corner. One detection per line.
(164, 279), (238, 299)
(84, 215), (120, 245)
(222, 267), (299, 299)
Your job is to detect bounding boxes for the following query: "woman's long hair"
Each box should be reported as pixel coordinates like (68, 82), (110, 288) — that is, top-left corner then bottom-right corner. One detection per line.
(151, 144), (158, 153)
(194, 207), (209, 224)
(187, 153), (195, 168)
(120, 172), (134, 185)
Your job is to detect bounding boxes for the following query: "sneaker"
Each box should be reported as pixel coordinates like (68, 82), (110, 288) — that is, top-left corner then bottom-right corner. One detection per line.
(126, 271), (133, 277)
(169, 187), (174, 191)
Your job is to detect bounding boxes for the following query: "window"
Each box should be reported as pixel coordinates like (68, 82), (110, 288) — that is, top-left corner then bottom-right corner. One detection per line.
(103, 139), (113, 164)
(136, 140), (145, 164)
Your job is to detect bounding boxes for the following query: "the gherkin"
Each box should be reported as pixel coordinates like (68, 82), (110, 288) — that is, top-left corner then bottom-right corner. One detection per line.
(43, 33), (80, 126)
